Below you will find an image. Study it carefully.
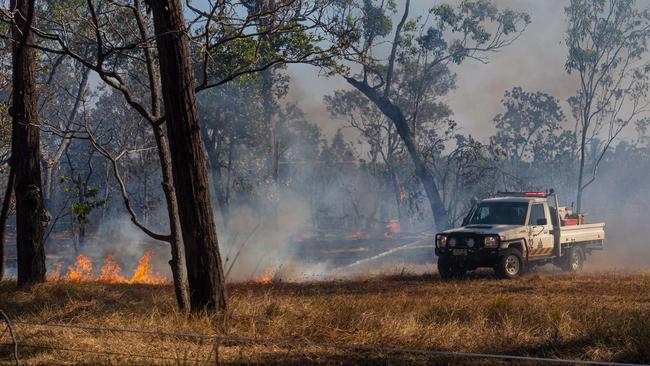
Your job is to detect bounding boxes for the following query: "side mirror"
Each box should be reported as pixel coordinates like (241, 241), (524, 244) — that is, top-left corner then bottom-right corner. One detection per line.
(536, 218), (547, 226)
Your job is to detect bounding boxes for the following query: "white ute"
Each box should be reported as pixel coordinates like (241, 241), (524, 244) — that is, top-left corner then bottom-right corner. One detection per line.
(434, 190), (605, 279)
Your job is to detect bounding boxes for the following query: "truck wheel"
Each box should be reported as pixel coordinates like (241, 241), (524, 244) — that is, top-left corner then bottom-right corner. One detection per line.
(561, 246), (584, 272)
(437, 256), (466, 279)
(495, 249), (524, 279)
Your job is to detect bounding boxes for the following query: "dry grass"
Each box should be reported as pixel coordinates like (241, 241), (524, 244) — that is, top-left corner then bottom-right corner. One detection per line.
(1, 271), (649, 365)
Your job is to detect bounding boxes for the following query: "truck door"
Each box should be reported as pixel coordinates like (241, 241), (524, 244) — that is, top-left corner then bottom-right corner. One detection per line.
(527, 203), (554, 257)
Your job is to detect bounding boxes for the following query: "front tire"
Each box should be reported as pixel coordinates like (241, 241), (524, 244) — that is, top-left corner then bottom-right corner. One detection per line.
(437, 255), (467, 279)
(561, 246), (584, 272)
(495, 249), (524, 279)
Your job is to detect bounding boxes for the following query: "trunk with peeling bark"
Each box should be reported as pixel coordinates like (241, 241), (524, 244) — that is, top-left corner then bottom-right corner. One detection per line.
(150, 0), (227, 311)
(346, 78), (449, 231)
(11, 0), (47, 286)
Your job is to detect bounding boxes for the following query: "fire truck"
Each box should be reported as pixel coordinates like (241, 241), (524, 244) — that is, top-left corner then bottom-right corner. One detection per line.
(434, 190), (605, 279)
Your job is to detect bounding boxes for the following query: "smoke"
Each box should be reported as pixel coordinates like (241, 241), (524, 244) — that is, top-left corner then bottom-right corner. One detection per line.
(217, 190), (330, 282)
(578, 151), (650, 271)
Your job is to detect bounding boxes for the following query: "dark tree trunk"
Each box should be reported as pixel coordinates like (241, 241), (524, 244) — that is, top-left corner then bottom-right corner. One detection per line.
(346, 77), (449, 231)
(11, 0), (47, 286)
(132, 0), (190, 312)
(150, 0), (227, 311)
(0, 164), (16, 281)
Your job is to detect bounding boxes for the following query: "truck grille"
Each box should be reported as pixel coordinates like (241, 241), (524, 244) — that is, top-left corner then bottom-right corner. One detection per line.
(448, 234), (483, 248)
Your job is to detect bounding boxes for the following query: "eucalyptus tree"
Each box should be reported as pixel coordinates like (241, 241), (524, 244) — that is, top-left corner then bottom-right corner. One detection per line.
(565, 0), (650, 212)
(9, 0), (47, 286)
(328, 0), (530, 231)
(490, 87), (575, 188)
(1, 0), (353, 311)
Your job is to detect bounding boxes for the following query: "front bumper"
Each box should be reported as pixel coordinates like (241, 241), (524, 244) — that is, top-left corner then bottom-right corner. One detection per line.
(435, 246), (503, 268)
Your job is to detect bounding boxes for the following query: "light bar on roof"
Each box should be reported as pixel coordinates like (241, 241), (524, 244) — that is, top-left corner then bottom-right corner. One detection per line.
(496, 191), (550, 197)
(524, 191), (546, 196)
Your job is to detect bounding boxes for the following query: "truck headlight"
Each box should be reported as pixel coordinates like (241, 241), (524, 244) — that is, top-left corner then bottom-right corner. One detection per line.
(436, 235), (447, 248)
(484, 236), (499, 248)
(466, 238), (475, 247)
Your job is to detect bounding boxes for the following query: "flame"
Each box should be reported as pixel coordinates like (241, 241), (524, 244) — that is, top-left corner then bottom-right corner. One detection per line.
(127, 251), (166, 285)
(384, 219), (401, 238)
(48, 262), (63, 281)
(256, 269), (273, 285)
(349, 230), (367, 240)
(65, 255), (94, 281)
(101, 256), (127, 283)
(53, 251), (168, 285)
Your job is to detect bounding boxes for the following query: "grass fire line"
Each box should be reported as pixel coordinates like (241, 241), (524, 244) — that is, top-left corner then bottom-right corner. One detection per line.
(48, 251), (168, 285)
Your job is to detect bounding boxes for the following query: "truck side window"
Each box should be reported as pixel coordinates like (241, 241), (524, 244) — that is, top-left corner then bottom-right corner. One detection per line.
(529, 204), (545, 226)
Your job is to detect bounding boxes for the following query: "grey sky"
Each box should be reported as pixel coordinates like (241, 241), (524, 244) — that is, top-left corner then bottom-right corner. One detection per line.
(285, 1), (579, 143)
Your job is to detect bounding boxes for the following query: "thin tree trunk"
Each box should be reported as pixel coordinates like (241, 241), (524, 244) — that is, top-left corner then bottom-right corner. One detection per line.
(11, 0), (46, 286)
(153, 125), (191, 313)
(134, 0), (190, 313)
(150, 0), (227, 312)
(389, 167), (404, 229)
(43, 68), (90, 208)
(0, 164), (15, 282)
(346, 77), (449, 231)
(576, 113), (588, 213)
(262, 68), (279, 183)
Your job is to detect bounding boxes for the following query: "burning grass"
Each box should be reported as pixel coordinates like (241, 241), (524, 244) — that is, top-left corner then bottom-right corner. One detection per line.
(48, 251), (168, 285)
(1, 271), (649, 365)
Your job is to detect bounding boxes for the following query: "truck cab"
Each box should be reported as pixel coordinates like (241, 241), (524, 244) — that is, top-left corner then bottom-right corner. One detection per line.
(435, 191), (605, 279)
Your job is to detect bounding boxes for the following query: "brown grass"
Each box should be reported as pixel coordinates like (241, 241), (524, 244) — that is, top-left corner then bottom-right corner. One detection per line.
(1, 271), (649, 365)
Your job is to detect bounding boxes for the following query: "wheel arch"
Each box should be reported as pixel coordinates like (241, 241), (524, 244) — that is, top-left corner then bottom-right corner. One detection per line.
(504, 239), (527, 258)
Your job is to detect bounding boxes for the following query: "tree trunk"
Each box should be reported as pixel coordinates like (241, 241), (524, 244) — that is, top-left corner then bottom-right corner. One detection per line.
(153, 125), (191, 313)
(43, 68), (90, 208)
(132, 0), (190, 312)
(575, 113), (588, 213)
(150, 0), (227, 311)
(0, 164), (16, 282)
(262, 68), (279, 183)
(11, 0), (46, 286)
(346, 77), (449, 231)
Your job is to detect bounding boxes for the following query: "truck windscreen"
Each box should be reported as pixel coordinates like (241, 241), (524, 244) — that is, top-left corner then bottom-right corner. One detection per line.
(467, 202), (528, 225)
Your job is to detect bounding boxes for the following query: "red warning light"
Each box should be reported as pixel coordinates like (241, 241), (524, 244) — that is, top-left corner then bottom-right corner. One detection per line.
(524, 191), (546, 196)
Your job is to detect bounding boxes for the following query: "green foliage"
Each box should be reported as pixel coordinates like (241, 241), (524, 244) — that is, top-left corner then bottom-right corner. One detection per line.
(565, 0), (648, 74)
(361, 0), (394, 41)
(60, 176), (108, 225)
(491, 87), (569, 163)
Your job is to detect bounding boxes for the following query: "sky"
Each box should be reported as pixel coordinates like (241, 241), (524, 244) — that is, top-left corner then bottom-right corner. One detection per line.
(284, 1), (579, 144)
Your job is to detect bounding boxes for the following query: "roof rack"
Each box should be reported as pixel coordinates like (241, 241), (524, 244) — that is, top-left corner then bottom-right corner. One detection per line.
(496, 189), (555, 198)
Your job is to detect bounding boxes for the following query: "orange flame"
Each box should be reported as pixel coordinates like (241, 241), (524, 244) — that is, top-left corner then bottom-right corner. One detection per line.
(349, 230), (367, 240)
(54, 251), (168, 285)
(48, 262), (63, 281)
(101, 256), (127, 283)
(384, 219), (401, 238)
(256, 269), (273, 285)
(65, 255), (94, 281)
(127, 251), (166, 285)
